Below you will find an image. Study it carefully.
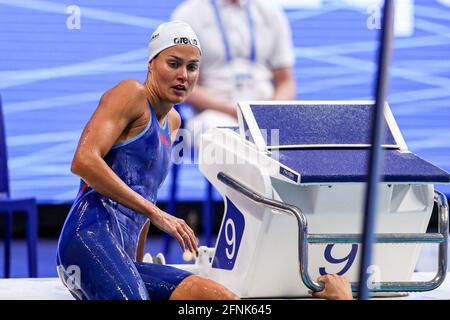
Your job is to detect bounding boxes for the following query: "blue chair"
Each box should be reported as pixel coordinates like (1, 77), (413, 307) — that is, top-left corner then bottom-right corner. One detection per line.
(0, 94), (38, 278)
(163, 104), (215, 257)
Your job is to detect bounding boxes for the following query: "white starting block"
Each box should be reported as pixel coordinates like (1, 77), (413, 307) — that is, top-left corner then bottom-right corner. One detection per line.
(177, 101), (450, 298)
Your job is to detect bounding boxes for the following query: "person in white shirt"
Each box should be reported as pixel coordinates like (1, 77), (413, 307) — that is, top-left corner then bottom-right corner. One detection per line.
(170, 1), (355, 301)
(172, 0), (297, 147)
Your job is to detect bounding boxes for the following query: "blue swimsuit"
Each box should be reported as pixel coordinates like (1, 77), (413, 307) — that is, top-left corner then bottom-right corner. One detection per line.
(56, 100), (192, 300)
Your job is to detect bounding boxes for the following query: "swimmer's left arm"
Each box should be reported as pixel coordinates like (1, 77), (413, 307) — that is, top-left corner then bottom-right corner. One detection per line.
(168, 108), (182, 145)
(136, 110), (180, 263)
(137, 220), (150, 263)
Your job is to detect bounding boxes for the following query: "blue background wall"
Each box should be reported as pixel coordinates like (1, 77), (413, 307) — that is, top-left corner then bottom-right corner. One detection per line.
(1, 0), (449, 203)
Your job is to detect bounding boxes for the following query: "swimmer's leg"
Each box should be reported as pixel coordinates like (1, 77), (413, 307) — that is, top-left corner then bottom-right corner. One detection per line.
(170, 275), (240, 300)
(134, 262), (239, 300)
(58, 225), (149, 300)
(58, 204), (149, 300)
(133, 262), (191, 300)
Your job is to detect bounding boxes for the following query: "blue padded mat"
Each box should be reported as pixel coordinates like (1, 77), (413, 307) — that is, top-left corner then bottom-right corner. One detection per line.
(273, 149), (450, 184)
(249, 104), (397, 147)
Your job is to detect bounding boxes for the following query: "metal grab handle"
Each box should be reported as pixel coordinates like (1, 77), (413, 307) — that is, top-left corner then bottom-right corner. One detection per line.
(217, 172), (449, 293)
(218, 172), (325, 292)
(308, 233), (445, 244)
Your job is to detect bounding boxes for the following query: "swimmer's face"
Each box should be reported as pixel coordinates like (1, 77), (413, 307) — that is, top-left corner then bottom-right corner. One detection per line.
(149, 45), (200, 104)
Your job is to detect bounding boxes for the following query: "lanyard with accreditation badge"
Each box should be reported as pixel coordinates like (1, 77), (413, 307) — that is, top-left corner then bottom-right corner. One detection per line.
(210, 0), (256, 92)
(210, 0), (256, 63)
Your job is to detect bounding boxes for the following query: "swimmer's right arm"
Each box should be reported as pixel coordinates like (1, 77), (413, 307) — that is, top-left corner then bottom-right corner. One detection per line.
(71, 80), (197, 254)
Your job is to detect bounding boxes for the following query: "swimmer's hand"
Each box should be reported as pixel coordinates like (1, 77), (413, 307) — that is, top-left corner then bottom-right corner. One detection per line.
(150, 208), (198, 254)
(310, 274), (353, 300)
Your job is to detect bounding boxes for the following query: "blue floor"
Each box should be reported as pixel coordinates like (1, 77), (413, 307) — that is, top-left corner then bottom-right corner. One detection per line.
(0, 236), (216, 278)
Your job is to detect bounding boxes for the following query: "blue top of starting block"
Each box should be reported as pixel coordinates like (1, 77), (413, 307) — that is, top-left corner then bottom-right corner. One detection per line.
(274, 149), (450, 184)
(246, 103), (398, 148)
(236, 102), (450, 184)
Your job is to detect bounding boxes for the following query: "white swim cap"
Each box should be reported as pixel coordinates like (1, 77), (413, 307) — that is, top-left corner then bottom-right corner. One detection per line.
(148, 21), (202, 62)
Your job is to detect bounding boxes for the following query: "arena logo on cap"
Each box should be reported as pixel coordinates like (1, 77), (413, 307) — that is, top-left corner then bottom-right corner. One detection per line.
(151, 33), (160, 41)
(173, 37), (198, 46)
